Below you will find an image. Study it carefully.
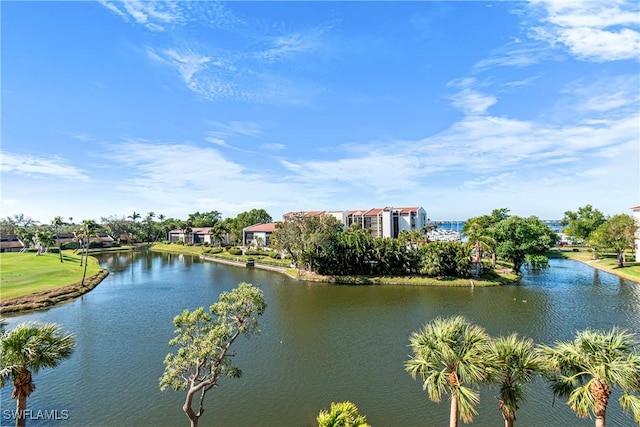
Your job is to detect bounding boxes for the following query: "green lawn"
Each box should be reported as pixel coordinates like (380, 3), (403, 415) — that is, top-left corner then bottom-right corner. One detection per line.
(550, 248), (640, 283)
(0, 252), (103, 300)
(150, 243), (292, 268)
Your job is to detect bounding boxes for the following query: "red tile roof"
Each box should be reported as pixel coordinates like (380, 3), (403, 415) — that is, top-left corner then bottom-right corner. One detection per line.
(245, 223), (277, 232)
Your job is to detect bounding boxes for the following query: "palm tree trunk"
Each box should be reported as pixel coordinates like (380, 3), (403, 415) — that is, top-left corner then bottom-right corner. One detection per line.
(450, 394), (459, 427)
(504, 416), (515, 427)
(15, 394), (26, 427)
(595, 414), (605, 427)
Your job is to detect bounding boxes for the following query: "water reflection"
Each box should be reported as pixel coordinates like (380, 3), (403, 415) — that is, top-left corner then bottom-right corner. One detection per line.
(1, 254), (638, 426)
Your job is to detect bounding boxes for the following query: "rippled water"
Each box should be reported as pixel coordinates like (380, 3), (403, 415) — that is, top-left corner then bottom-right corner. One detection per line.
(1, 252), (638, 427)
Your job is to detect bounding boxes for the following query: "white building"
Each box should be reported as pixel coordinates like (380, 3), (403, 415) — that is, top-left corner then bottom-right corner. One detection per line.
(632, 206), (640, 262)
(284, 206), (428, 239)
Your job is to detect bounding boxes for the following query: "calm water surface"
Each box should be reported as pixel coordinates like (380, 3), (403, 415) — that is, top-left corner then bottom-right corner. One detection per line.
(1, 252), (639, 427)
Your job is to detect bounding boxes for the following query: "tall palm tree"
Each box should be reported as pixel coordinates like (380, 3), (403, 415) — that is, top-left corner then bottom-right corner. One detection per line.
(317, 401), (370, 427)
(405, 315), (493, 427)
(51, 216), (65, 263)
(0, 322), (75, 427)
(539, 327), (640, 427)
(487, 333), (544, 427)
(33, 230), (55, 256)
(80, 220), (99, 285)
(128, 211), (141, 243)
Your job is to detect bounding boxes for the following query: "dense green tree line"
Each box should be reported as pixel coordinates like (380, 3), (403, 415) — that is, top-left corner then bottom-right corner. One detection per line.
(562, 205), (637, 267)
(273, 209), (559, 277)
(1, 208), (273, 249)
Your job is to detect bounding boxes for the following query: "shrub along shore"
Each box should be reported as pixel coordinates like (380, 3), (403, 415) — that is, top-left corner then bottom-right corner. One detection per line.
(151, 243), (519, 286)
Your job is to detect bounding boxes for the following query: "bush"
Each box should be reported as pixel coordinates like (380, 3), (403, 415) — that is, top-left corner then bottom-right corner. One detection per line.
(203, 247), (223, 255)
(228, 248), (243, 255)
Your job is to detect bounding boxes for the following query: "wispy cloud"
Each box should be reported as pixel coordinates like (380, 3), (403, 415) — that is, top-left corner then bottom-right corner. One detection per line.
(527, 0), (640, 62)
(207, 121), (263, 139)
(98, 0), (184, 31)
(0, 152), (90, 181)
(204, 121), (263, 151)
(97, 139), (294, 216)
(261, 143), (286, 152)
(560, 74), (640, 113)
(255, 23), (333, 63)
(473, 40), (561, 70)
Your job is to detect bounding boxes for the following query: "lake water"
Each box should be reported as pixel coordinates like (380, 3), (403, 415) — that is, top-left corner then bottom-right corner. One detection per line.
(1, 251), (639, 426)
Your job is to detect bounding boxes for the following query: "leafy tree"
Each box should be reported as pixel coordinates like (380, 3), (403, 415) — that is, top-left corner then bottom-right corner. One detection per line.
(187, 211), (222, 228)
(51, 216), (66, 262)
(209, 222), (230, 247)
(588, 214), (636, 268)
(272, 214), (342, 271)
(562, 205), (606, 243)
(230, 209), (273, 243)
(493, 216), (557, 273)
(0, 322), (75, 427)
(539, 327), (640, 427)
(14, 228), (34, 251)
(464, 209), (509, 269)
(317, 401), (370, 427)
(405, 316), (492, 427)
(100, 215), (131, 242)
(160, 283), (267, 427)
(487, 334), (544, 427)
(418, 241), (471, 278)
(5, 214), (37, 230)
(33, 230), (55, 256)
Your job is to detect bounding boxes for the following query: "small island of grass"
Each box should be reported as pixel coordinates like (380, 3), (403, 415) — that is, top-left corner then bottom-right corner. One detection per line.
(0, 251), (108, 313)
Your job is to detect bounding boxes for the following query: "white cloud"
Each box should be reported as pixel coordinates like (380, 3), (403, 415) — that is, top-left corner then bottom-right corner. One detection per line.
(149, 48), (211, 89)
(0, 152), (90, 181)
(561, 74), (640, 113)
(449, 88), (497, 115)
(473, 41), (560, 70)
(99, 0), (183, 31)
(207, 121), (263, 139)
(527, 0), (640, 62)
(261, 143), (286, 151)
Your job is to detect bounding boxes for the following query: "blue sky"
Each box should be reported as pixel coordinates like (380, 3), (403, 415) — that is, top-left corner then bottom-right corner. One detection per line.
(2, 1), (639, 224)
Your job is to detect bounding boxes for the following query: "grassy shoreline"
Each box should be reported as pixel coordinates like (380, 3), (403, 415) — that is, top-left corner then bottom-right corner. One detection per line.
(549, 248), (640, 283)
(3, 245), (635, 314)
(0, 251), (108, 314)
(150, 243), (519, 286)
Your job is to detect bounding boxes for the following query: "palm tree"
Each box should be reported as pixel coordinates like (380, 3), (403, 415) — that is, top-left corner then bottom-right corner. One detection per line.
(487, 333), (544, 427)
(0, 322), (75, 427)
(33, 230), (55, 256)
(539, 327), (640, 427)
(405, 315), (493, 427)
(80, 220), (99, 285)
(128, 211), (141, 243)
(51, 216), (65, 263)
(317, 401), (370, 427)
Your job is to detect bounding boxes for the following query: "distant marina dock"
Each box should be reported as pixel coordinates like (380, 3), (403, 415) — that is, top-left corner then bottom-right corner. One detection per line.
(426, 219), (563, 242)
